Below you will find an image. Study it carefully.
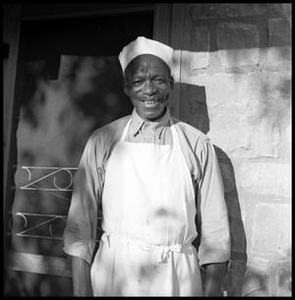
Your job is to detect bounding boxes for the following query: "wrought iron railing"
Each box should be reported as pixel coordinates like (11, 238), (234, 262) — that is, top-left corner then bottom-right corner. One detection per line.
(9, 166), (102, 241)
(15, 165), (78, 192)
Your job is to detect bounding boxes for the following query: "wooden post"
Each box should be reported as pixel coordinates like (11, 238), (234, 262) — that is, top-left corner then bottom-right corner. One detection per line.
(169, 4), (186, 119)
(3, 3), (21, 291)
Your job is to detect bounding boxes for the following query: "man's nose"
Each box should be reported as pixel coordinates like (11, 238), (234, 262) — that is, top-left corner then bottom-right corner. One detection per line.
(142, 81), (157, 95)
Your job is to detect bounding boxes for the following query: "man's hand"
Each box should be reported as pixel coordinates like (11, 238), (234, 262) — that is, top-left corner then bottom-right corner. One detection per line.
(201, 262), (227, 296)
(71, 256), (93, 296)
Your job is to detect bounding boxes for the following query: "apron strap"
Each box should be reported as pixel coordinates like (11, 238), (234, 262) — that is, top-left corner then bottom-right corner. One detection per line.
(169, 118), (182, 151)
(120, 118), (132, 142)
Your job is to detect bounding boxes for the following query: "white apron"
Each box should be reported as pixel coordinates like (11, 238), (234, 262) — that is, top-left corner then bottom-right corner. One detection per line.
(90, 117), (203, 296)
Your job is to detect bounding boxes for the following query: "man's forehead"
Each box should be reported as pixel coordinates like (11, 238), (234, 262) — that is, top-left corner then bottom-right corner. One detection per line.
(125, 54), (171, 76)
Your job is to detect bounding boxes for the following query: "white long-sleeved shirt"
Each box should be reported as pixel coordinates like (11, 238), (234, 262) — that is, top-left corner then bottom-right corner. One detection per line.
(63, 108), (230, 267)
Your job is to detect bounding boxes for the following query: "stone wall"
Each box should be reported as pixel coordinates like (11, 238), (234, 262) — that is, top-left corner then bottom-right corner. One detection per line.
(174, 3), (291, 296)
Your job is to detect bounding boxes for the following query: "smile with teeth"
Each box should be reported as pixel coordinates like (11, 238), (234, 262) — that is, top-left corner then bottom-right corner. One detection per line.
(144, 100), (158, 104)
(142, 99), (161, 108)
(142, 97), (161, 103)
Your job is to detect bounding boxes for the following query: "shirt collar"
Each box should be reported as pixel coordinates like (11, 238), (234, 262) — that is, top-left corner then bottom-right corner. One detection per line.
(130, 107), (171, 137)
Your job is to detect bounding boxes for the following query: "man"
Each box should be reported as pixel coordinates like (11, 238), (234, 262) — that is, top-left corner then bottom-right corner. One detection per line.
(63, 36), (230, 296)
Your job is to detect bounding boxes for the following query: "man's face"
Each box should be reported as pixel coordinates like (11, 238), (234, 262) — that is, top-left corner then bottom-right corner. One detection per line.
(124, 54), (174, 121)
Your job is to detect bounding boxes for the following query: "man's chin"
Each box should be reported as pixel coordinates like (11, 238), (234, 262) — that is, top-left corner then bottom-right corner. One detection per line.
(137, 106), (167, 121)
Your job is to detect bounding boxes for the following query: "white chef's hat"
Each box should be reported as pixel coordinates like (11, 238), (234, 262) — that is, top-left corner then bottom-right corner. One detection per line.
(118, 36), (173, 74)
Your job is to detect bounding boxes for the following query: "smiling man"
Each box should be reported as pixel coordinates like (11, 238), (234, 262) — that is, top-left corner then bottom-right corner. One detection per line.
(63, 36), (230, 296)
(123, 53), (173, 121)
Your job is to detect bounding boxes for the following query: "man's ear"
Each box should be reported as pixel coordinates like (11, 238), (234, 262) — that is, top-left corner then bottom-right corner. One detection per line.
(123, 79), (129, 96)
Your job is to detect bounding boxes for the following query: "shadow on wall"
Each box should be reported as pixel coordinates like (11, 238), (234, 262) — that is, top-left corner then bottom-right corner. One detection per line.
(178, 82), (248, 296)
(176, 79), (291, 296)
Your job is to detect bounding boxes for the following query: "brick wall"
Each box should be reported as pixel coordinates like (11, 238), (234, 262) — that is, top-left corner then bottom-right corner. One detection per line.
(175, 3), (291, 296)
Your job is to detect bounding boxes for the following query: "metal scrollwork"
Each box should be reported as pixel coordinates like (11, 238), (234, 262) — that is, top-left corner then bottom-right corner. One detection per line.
(53, 168), (76, 190)
(9, 212), (102, 241)
(9, 166), (103, 241)
(9, 212), (68, 240)
(19, 166), (78, 191)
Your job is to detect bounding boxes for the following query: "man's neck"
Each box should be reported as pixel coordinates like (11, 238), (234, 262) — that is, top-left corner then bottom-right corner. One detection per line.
(136, 106), (168, 123)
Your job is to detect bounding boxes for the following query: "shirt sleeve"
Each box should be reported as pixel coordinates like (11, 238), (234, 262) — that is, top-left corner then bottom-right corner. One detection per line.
(196, 139), (230, 267)
(63, 134), (102, 265)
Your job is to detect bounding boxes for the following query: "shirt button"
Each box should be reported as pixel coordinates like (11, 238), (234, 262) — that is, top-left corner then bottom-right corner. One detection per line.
(143, 123), (149, 129)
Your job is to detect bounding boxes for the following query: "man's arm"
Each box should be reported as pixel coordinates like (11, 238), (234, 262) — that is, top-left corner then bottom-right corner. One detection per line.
(201, 262), (227, 296)
(63, 134), (103, 296)
(71, 256), (93, 296)
(196, 140), (230, 296)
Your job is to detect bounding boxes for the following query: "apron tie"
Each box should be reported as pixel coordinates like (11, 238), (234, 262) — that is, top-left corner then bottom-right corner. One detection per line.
(158, 244), (183, 263)
(101, 232), (193, 264)
(139, 242), (192, 264)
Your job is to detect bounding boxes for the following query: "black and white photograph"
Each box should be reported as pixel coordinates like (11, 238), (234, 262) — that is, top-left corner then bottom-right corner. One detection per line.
(3, 3), (291, 297)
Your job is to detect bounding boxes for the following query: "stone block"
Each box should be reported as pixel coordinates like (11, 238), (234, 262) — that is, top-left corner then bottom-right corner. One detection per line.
(240, 162), (290, 197)
(266, 47), (291, 67)
(190, 26), (210, 52)
(181, 50), (209, 74)
(285, 124), (291, 146)
(266, 18), (291, 66)
(247, 70), (291, 157)
(268, 18), (291, 48)
(208, 111), (250, 154)
(183, 22), (210, 52)
(281, 4), (291, 24)
(251, 70), (291, 119)
(217, 23), (260, 67)
(275, 262), (292, 296)
(279, 123), (291, 162)
(248, 117), (280, 158)
(198, 70), (283, 158)
(251, 203), (291, 254)
(242, 256), (270, 296)
(269, 3), (292, 18)
(190, 3), (269, 20)
(185, 73), (251, 107)
(208, 108), (280, 158)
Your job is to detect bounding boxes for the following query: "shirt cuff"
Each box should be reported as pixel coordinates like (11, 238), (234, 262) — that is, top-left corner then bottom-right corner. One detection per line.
(63, 240), (95, 265)
(198, 240), (230, 267)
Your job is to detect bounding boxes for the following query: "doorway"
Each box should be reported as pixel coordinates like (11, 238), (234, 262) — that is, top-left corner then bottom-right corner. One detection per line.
(5, 9), (154, 296)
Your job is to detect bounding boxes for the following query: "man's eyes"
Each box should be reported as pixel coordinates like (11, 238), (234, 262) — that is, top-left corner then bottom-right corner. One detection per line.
(132, 80), (143, 86)
(131, 78), (166, 86)
(154, 78), (166, 83)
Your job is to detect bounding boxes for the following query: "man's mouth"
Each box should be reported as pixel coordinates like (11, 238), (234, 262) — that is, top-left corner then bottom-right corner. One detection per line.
(141, 99), (161, 108)
(144, 99), (158, 104)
